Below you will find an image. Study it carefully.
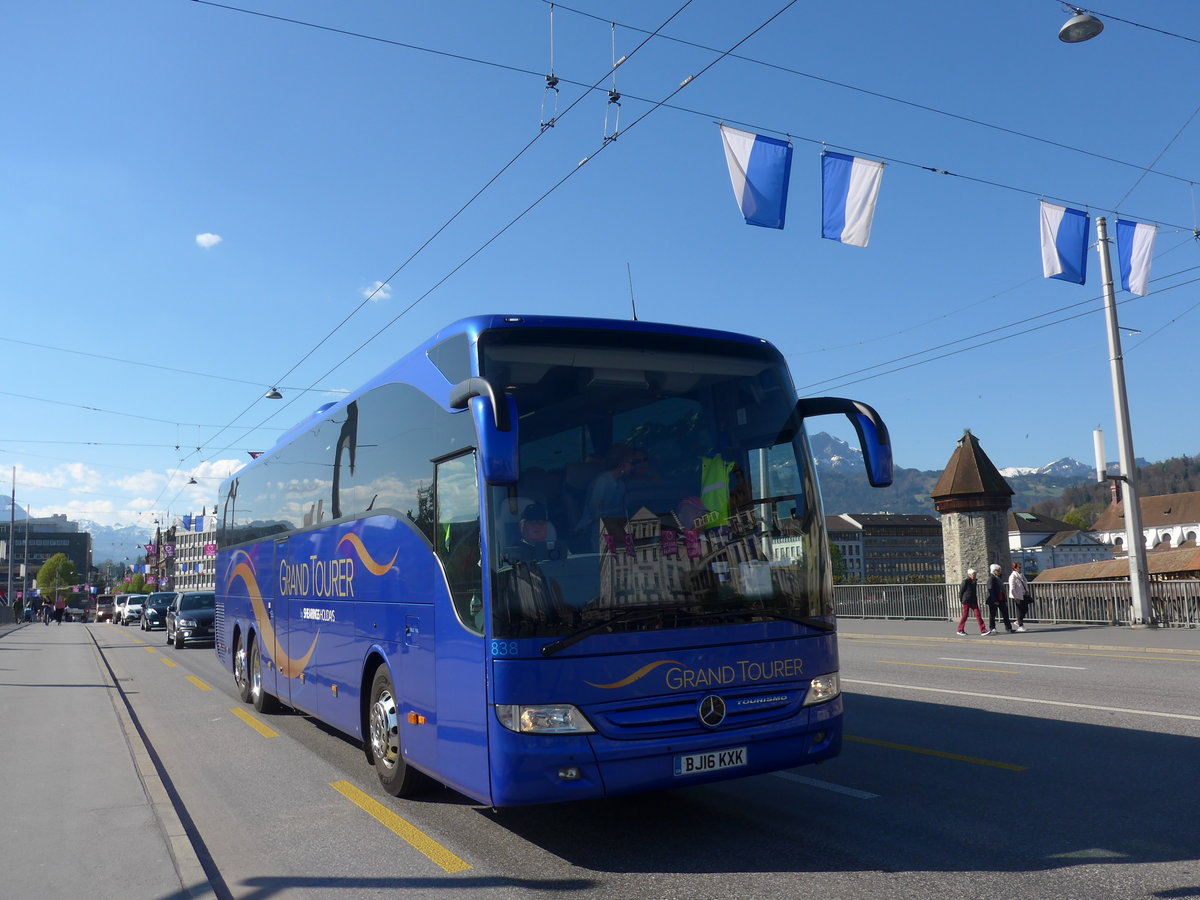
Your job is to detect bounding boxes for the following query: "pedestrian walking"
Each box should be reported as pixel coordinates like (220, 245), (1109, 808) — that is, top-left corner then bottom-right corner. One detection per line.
(956, 568), (989, 636)
(53, 595), (67, 625)
(1008, 561), (1030, 632)
(986, 563), (1014, 633)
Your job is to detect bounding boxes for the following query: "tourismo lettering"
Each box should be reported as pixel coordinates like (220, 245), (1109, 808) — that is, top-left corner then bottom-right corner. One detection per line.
(279, 557), (356, 599)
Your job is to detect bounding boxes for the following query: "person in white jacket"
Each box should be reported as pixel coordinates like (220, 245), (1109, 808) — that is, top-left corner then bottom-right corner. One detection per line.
(1008, 561), (1030, 632)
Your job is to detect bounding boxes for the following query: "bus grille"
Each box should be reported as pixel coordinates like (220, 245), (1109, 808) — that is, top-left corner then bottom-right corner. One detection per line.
(586, 687), (804, 740)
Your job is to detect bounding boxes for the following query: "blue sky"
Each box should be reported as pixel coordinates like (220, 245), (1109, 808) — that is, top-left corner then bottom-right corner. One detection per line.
(4, 0), (1200, 531)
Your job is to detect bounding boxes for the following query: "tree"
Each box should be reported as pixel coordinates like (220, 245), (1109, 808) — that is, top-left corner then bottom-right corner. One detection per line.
(37, 553), (78, 603)
(829, 543), (850, 584)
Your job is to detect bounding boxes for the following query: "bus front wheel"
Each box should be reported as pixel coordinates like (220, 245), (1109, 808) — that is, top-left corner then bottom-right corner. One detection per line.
(368, 666), (426, 797)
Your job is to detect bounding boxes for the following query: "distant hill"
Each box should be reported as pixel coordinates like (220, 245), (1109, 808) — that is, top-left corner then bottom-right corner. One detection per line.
(809, 432), (1177, 520)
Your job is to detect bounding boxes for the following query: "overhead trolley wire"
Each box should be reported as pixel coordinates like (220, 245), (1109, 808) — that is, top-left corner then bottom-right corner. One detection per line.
(796, 263), (1200, 394)
(186, 0), (703, 463)
(542, 0), (1199, 187)
(195, 0), (803, 467)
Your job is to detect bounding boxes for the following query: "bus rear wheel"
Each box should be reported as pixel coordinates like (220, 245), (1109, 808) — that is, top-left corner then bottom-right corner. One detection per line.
(250, 637), (281, 714)
(368, 666), (426, 798)
(234, 634), (252, 703)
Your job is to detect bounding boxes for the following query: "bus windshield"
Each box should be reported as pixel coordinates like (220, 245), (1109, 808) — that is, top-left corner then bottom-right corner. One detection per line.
(481, 328), (829, 641)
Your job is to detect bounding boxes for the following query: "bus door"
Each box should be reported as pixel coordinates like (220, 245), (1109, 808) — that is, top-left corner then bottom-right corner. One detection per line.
(431, 451), (491, 802)
(280, 535), (319, 716)
(253, 538), (285, 706)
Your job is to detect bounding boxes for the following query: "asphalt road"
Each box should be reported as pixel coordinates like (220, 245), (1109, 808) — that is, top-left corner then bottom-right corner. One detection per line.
(92, 624), (1200, 900)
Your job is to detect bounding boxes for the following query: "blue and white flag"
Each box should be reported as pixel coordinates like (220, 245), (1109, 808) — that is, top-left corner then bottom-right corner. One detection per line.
(1116, 219), (1157, 296)
(719, 125), (792, 229)
(821, 152), (884, 248)
(1039, 201), (1089, 284)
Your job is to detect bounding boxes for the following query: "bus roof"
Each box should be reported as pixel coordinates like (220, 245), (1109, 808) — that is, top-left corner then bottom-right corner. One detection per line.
(230, 314), (778, 483)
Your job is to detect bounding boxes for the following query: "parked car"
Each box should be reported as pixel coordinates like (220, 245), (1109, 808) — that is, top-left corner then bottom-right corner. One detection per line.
(165, 591), (215, 648)
(95, 595), (116, 623)
(140, 592), (177, 631)
(116, 593), (147, 626)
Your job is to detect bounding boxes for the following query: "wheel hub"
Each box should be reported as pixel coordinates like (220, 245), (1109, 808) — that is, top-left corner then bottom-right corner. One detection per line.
(370, 689), (400, 770)
(234, 644), (247, 688)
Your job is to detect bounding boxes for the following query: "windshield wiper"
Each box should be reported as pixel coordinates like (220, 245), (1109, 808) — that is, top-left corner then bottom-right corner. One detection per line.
(540, 604), (692, 657)
(680, 608), (837, 633)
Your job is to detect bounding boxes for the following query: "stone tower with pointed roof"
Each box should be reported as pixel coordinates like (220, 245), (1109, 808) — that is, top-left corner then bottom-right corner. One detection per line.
(932, 430), (1015, 585)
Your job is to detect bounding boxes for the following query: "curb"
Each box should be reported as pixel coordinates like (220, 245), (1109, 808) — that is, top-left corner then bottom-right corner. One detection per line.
(838, 631), (1200, 657)
(92, 637), (217, 900)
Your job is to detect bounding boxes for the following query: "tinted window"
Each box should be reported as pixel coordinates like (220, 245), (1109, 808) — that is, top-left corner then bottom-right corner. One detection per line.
(180, 592), (215, 611)
(220, 383), (474, 547)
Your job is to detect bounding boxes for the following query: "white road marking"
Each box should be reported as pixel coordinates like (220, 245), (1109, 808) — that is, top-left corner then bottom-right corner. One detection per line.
(938, 657), (1087, 670)
(844, 679), (1200, 722)
(771, 771), (879, 799)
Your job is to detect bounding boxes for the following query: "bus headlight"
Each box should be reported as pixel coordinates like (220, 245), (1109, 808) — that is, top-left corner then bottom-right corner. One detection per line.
(803, 673), (840, 706)
(495, 704), (596, 734)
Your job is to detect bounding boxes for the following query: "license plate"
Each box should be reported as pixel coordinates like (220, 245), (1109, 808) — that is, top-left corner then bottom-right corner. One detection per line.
(673, 746), (747, 776)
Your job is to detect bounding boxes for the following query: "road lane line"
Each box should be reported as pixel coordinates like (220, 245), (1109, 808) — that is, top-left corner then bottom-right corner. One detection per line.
(939, 658), (1087, 670)
(185, 675), (212, 692)
(844, 639), (942, 647)
(771, 771), (879, 799)
(144, 647), (158, 654)
(1053, 652), (1200, 663)
(330, 781), (471, 873)
(230, 707), (279, 738)
(845, 735), (1028, 771)
(159, 656), (178, 669)
(878, 660), (1020, 674)
(845, 678), (1200, 722)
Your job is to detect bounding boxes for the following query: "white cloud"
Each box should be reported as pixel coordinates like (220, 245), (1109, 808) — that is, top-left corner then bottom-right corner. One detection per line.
(196, 233), (223, 249)
(111, 471), (165, 493)
(363, 280), (392, 301)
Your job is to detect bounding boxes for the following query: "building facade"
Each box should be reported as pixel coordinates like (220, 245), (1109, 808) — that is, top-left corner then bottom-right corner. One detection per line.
(1090, 491), (1200, 554)
(1008, 511), (1112, 576)
(171, 512), (217, 591)
(0, 514), (92, 600)
(840, 513), (943, 582)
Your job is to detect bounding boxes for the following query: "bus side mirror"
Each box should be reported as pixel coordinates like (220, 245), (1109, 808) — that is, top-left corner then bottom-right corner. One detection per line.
(449, 378), (519, 485)
(795, 396), (893, 488)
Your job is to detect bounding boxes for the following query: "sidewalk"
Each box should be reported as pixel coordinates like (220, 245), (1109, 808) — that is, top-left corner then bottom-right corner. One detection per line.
(838, 617), (1200, 654)
(0, 621), (213, 900)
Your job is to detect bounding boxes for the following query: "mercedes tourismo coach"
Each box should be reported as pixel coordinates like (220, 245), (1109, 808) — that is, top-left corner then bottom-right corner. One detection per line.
(215, 314), (892, 806)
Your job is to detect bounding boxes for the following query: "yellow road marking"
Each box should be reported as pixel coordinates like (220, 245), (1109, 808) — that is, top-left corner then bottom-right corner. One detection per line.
(846, 735), (1028, 771)
(159, 656), (178, 669)
(133, 637), (145, 644)
(845, 639), (942, 647)
(145, 647), (158, 654)
(330, 780), (471, 873)
(185, 675), (212, 692)
(1053, 652), (1200, 663)
(230, 707), (279, 739)
(876, 660), (1020, 674)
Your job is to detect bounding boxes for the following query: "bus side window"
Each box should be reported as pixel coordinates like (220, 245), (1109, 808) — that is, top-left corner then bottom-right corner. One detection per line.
(435, 452), (483, 634)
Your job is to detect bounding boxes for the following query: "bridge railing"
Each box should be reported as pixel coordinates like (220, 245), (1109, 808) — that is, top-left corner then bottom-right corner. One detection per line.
(834, 580), (1200, 628)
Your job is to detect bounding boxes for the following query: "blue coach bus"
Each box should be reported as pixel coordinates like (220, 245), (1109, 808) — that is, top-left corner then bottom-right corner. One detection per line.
(216, 314), (891, 806)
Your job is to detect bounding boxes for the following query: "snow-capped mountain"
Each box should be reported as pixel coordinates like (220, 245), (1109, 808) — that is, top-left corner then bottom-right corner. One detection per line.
(77, 520), (156, 563)
(999, 457), (1096, 479)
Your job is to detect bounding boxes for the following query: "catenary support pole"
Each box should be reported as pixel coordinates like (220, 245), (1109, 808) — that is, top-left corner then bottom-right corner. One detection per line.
(1095, 216), (1153, 626)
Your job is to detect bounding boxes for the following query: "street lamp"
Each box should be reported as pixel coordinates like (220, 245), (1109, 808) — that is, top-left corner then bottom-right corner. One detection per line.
(1059, 7), (1104, 43)
(1094, 217), (1152, 626)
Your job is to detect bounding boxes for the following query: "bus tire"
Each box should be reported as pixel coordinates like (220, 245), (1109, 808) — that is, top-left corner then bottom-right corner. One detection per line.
(368, 666), (426, 798)
(250, 637), (282, 714)
(233, 634), (252, 703)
